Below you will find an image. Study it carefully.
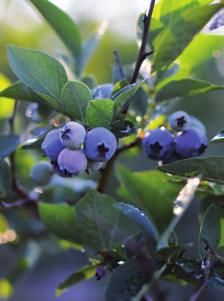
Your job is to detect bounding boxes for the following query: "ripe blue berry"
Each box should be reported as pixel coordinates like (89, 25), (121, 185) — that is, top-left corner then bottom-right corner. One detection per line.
(84, 127), (117, 162)
(30, 161), (53, 185)
(41, 129), (65, 162)
(60, 122), (86, 150)
(169, 111), (190, 131)
(175, 128), (208, 159)
(189, 115), (207, 137)
(92, 84), (113, 99)
(57, 149), (87, 176)
(143, 129), (174, 161)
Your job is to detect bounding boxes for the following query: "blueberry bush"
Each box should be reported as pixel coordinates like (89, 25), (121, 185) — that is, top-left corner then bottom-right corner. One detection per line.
(1, 0), (224, 300)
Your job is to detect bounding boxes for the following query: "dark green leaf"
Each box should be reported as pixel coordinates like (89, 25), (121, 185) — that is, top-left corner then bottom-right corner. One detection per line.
(0, 160), (12, 197)
(198, 205), (220, 258)
(115, 203), (158, 241)
(61, 80), (92, 122)
(0, 81), (44, 103)
(0, 135), (20, 159)
(116, 165), (182, 232)
(155, 78), (224, 102)
(7, 46), (67, 107)
(39, 191), (140, 255)
(105, 259), (157, 301)
(39, 203), (83, 249)
(56, 263), (97, 296)
(153, 3), (224, 70)
(86, 99), (114, 129)
(29, 0), (81, 58)
(112, 81), (145, 118)
(75, 191), (139, 253)
(158, 156), (224, 184)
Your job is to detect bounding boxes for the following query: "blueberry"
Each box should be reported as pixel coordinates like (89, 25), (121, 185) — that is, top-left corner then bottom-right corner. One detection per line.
(41, 129), (65, 162)
(169, 111), (190, 131)
(57, 149), (87, 176)
(189, 115), (207, 137)
(143, 128), (174, 161)
(84, 127), (117, 162)
(175, 128), (208, 159)
(95, 266), (106, 280)
(92, 84), (113, 99)
(60, 122), (86, 150)
(30, 161), (53, 185)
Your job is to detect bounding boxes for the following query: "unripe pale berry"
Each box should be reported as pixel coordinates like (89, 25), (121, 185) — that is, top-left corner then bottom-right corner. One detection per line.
(143, 128), (174, 161)
(30, 161), (53, 185)
(60, 122), (86, 150)
(169, 111), (190, 132)
(41, 129), (65, 162)
(92, 84), (113, 99)
(84, 127), (117, 162)
(87, 161), (104, 173)
(57, 149), (87, 176)
(175, 128), (208, 159)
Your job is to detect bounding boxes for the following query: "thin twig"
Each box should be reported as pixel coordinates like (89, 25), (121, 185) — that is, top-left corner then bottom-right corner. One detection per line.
(97, 138), (141, 193)
(188, 244), (212, 301)
(130, 0), (155, 84)
(113, 50), (125, 80)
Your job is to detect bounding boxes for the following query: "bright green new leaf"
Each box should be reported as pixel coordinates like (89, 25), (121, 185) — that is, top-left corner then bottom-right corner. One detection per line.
(61, 80), (92, 122)
(29, 0), (81, 58)
(155, 78), (224, 102)
(86, 99), (114, 129)
(56, 263), (98, 296)
(153, 3), (224, 70)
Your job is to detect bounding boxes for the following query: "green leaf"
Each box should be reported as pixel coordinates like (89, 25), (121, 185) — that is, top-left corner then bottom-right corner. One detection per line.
(0, 135), (20, 159)
(56, 263), (98, 296)
(7, 46), (67, 105)
(39, 203), (83, 249)
(39, 191), (140, 254)
(155, 78), (224, 102)
(153, 3), (224, 70)
(75, 191), (139, 253)
(116, 165), (182, 232)
(29, 0), (81, 58)
(105, 259), (157, 301)
(0, 80), (45, 103)
(115, 203), (158, 241)
(198, 205), (220, 258)
(158, 156), (224, 184)
(112, 81), (145, 118)
(210, 130), (224, 144)
(61, 80), (92, 122)
(86, 99), (114, 129)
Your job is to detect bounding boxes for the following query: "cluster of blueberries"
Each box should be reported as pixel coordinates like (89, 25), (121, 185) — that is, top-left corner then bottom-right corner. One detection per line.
(38, 122), (117, 178)
(31, 110), (208, 185)
(142, 111), (208, 163)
